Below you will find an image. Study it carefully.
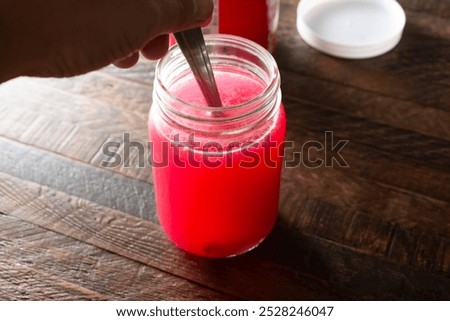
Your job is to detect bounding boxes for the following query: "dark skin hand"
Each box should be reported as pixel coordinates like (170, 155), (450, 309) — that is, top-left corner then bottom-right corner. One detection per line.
(0, 0), (213, 83)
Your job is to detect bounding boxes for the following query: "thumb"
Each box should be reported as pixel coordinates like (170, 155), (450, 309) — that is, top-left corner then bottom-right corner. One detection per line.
(148, 0), (214, 34)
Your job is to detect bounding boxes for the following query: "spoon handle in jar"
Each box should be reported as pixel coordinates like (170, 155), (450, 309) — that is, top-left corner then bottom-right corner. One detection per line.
(173, 28), (223, 107)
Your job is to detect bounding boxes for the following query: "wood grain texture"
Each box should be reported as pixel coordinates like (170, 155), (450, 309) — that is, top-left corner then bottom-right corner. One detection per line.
(256, 227), (450, 299)
(0, 136), (156, 220)
(277, 187), (450, 277)
(1, 170), (449, 299)
(0, 258), (106, 300)
(0, 213), (232, 300)
(283, 98), (450, 203)
(281, 70), (450, 141)
(0, 73), (153, 183)
(0, 172), (341, 300)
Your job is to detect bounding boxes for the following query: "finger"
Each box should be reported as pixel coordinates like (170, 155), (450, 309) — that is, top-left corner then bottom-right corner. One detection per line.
(113, 52), (140, 69)
(148, 0), (214, 34)
(8, 0), (214, 79)
(141, 35), (169, 60)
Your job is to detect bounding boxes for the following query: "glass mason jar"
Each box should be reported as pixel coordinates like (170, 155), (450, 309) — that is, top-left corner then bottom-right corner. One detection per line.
(170, 0), (280, 53)
(148, 35), (286, 258)
(212, 0), (280, 52)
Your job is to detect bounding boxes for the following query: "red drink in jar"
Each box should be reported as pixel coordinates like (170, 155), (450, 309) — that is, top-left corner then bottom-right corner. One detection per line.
(218, 0), (280, 52)
(170, 0), (280, 52)
(149, 35), (285, 258)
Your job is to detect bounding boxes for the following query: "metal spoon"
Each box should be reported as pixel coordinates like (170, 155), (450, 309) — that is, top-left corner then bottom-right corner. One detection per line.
(173, 28), (223, 107)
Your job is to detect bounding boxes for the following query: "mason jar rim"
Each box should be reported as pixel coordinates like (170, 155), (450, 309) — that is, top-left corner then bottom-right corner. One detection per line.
(154, 34), (280, 113)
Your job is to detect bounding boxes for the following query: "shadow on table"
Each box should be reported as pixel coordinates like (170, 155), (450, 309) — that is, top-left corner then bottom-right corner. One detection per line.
(180, 224), (450, 300)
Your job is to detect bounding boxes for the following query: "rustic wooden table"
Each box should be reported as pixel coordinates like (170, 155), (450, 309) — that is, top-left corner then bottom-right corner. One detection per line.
(0, 0), (449, 300)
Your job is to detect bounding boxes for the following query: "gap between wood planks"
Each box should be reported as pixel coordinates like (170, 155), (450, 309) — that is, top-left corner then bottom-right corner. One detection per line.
(1, 171), (449, 299)
(0, 172), (340, 300)
(0, 213), (233, 300)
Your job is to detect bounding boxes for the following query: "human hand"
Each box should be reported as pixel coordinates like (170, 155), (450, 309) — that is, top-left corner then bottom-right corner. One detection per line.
(0, 0), (213, 82)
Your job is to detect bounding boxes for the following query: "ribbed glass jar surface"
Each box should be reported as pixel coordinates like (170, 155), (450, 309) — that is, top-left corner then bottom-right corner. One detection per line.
(149, 35), (286, 258)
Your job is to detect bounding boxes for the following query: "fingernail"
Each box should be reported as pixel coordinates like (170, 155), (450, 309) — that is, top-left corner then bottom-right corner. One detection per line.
(193, 0), (214, 24)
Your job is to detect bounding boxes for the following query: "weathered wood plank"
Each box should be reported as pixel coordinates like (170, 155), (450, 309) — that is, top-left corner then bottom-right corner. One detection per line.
(89, 132), (154, 183)
(283, 98), (450, 203)
(278, 186), (450, 278)
(0, 69), (153, 180)
(0, 75), (152, 182)
(0, 259), (106, 300)
(256, 228), (450, 299)
(0, 213), (233, 300)
(281, 70), (450, 141)
(279, 167), (450, 239)
(286, 106), (450, 172)
(0, 136), (156, 221)
(1, 169), (449, 299)
(0, 172), (341, 300)
(0, 83), (148, 138)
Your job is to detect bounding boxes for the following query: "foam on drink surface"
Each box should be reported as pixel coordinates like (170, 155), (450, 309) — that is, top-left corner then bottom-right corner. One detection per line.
(169, 69), (266, 107)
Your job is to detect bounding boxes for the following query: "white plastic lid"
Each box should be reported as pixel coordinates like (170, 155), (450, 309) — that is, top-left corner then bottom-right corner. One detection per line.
(297, 0), (406, 59)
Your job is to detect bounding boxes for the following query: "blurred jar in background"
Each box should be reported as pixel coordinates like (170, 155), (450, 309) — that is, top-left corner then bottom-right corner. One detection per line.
(171, 0), (280, 53)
